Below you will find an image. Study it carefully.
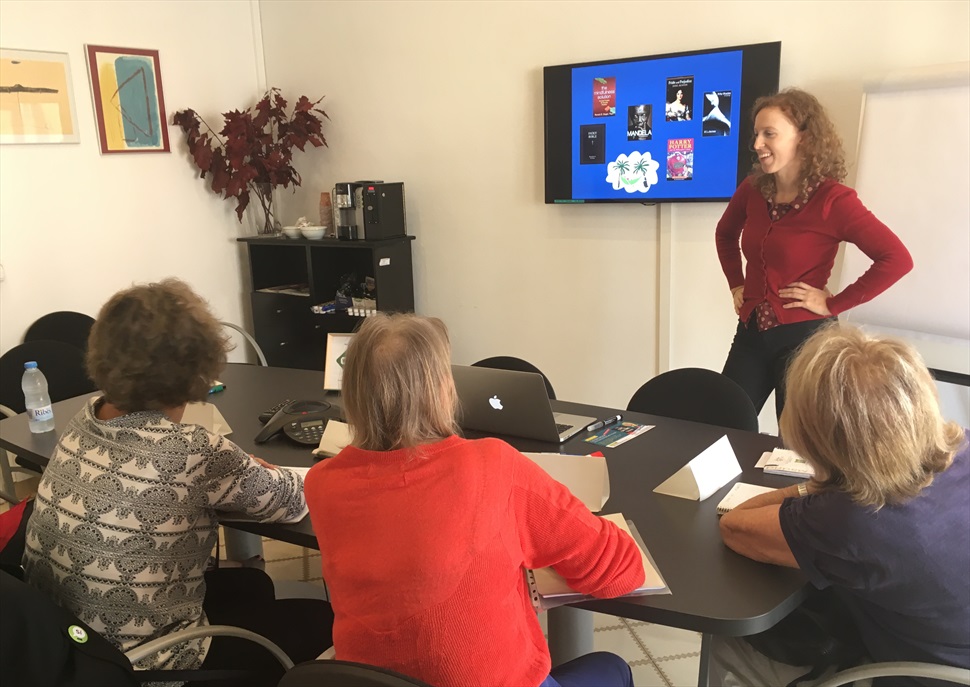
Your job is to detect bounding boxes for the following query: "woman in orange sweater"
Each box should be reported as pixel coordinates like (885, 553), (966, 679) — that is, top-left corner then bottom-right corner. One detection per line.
(305, 313), (644, 687)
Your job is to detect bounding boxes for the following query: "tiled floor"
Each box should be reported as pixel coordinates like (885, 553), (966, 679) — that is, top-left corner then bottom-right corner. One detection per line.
(261, 536), (703, 687)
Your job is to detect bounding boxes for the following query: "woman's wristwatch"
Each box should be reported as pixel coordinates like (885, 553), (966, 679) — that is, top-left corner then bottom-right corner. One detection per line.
(797, 483), (809, 497)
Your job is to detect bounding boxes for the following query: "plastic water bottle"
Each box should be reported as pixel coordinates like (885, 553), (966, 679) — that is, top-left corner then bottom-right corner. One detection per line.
(22, 361), (55, 433)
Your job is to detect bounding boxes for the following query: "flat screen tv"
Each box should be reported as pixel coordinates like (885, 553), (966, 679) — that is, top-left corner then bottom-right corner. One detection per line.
(544, 42), (781, 204)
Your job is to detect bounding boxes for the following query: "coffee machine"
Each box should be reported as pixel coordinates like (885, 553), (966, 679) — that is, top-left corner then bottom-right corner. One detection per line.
(333, 181), (407, 241)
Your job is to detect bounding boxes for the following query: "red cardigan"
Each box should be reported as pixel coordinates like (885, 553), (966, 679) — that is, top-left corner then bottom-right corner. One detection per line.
(304, 435), (645, 687)
(715, 178), (913, 324)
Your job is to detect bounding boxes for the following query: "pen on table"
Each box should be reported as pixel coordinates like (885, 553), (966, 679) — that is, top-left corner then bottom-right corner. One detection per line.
(208, 382), (226, 394)
(585, 414), (622, 433)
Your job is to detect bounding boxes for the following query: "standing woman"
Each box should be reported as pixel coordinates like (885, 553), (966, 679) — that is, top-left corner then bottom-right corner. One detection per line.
(305, 313), (644, 687)
(715, 88), (913, 417)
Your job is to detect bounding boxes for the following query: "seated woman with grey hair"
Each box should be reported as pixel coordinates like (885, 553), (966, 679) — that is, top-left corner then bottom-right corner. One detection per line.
(23, 278), (333, 686)
(715, 323), (969, 686)
(305, 313), (645, 687)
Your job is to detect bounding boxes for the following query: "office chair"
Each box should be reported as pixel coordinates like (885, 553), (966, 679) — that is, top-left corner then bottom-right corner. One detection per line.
(626, 367), (759, 432)
(23, 311), (95, 357)
(813, 661), (970, 687)
(472, 356), (557, 400)
(0, 569), (294, 686)
(278, 659), (434, 687)
(221, 321), (268, 366)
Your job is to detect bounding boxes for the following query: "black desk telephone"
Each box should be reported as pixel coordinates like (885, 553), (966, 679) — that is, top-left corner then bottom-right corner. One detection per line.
(255, 399), (334, 445)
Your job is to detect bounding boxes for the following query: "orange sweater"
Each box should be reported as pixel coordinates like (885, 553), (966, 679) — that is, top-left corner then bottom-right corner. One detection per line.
(305, 435), (645, 687)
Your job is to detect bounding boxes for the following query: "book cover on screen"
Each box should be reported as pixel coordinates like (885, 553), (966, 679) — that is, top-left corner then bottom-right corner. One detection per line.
(627, 104), (652, 141)
(665, 76), (694, 122)
(579, 124), (606, 165)
(702, 90), (733, 136)
(666, 138), (694, 181)
(592, 77), (616, 117)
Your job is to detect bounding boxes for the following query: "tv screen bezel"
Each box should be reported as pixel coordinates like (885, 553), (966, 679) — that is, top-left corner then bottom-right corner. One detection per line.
(543, 41), (781, 204)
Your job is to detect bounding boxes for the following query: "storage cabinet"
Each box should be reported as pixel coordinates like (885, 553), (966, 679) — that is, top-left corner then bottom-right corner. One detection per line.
(238, 235), (415, 369)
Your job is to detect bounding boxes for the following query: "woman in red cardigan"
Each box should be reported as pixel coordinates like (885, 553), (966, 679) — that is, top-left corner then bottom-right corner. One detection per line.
(715, 88), (912, 418)
(304, 314), (645, 687)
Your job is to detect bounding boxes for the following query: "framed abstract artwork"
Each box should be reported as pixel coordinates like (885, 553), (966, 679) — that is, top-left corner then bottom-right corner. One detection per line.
(0, 48), (80, 144)
(85, 44), (169, 154)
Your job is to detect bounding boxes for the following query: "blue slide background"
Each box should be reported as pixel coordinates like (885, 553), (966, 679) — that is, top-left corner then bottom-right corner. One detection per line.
(571, 50), (743, 200)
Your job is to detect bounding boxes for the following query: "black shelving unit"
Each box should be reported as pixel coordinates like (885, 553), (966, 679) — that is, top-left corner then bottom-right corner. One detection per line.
(238, 235), (415, 370)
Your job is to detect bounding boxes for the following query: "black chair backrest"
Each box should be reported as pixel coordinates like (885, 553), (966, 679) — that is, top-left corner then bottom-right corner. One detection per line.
(0, 570), (138, 686)
(0, 340), (97, 414)
(626, 367), (759, 432)
(23, 311), (95, 356)
(278, 659), (434, 687)
(471, 356), (557, 400)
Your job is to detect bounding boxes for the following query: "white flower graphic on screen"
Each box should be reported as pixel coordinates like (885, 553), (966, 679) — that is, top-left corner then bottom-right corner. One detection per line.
(606, 151), (660, 193)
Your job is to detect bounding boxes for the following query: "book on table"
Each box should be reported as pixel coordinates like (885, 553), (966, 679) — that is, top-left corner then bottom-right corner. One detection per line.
(526, 512), (669, 611)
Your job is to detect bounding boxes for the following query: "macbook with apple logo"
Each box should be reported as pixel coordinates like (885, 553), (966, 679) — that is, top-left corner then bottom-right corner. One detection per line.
(451, 365), (596, 443)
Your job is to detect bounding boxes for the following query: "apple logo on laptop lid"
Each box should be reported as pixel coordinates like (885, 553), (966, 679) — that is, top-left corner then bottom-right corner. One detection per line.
(489, 395), (504, 410)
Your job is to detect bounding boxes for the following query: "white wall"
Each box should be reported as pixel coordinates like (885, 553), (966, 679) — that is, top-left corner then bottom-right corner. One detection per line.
(260, 0), (970, 423)
(0, 0), (271, 361)
(3, 1), (967, 426)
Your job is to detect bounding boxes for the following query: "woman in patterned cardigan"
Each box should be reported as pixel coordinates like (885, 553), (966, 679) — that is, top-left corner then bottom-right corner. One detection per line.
(23, 278), (332, 685)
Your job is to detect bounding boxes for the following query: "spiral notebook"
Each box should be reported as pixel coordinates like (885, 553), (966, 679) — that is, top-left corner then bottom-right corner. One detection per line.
(715, 482), (775, 515)
(525, 513), (669, 611)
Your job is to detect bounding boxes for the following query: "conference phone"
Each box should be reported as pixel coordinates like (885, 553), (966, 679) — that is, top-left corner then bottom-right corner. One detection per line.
(255, 399), (335, 446)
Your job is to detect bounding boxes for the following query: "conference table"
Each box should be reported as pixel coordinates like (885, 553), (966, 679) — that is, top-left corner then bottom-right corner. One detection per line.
(0, 363), (808, 686)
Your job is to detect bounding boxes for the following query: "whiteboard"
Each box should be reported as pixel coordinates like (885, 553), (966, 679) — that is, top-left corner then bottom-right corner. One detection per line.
(839, 63), (970, 376)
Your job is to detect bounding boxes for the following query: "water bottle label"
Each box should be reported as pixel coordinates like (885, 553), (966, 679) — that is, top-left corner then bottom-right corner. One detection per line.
(28, 405), (54, 422)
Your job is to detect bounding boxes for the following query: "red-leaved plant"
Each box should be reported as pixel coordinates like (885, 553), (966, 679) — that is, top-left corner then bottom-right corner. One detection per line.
(173, 88), (329, 234)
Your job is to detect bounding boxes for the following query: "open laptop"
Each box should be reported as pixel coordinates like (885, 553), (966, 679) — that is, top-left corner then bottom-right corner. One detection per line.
(451, 365), (596, 443)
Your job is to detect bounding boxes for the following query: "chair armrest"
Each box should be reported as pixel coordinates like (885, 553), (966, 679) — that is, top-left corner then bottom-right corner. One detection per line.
(814, 661), (970, 687)
(124, 624), (295, 671)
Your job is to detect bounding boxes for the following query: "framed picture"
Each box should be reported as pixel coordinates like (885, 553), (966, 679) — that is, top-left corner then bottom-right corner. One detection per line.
(324, 333), (355, 391)
(85, 44), (169, 154)
(0, 48), (80, 144)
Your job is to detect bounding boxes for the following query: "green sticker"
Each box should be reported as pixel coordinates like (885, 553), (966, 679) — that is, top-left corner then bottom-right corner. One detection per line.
(68, 625), (88, 644)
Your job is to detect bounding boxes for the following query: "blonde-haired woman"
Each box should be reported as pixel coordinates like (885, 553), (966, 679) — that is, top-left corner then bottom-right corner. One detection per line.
(715, 88), (913, 418)
(305, 313), (645, 687)
(715, 324), (969, 686)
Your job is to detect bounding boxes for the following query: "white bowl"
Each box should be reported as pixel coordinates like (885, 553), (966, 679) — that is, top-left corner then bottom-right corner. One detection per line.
(300, 226), (325, 240)
(282, 226), (302, 239)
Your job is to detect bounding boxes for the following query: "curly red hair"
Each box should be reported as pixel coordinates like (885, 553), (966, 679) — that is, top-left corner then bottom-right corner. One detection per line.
(749, 88), (847, 201)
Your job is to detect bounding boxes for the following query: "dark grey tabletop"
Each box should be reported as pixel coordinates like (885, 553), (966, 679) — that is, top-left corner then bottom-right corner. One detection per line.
(0, 363), (807, 636)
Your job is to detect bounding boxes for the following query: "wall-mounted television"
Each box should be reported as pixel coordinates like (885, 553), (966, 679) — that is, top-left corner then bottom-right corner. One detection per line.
(544, 42), (780, 204)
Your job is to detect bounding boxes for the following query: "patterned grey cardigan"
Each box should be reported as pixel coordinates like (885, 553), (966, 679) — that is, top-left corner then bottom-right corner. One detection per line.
(23, 398), (308, 671)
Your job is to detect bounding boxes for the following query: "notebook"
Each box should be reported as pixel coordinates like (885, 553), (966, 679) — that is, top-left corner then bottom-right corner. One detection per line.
(716, 482), (775, 515)
(761, 448), (814, 478)
(451, 365), (596, 443)
(526, 513), (669, 611)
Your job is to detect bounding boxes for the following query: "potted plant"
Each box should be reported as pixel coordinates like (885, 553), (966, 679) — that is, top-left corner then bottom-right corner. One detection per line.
(172, 88), (329, 234)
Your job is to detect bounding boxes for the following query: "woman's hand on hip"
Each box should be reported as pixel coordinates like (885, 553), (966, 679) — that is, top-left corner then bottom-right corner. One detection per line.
(780, 282), (832, 316)
(731, 286), (744, 314)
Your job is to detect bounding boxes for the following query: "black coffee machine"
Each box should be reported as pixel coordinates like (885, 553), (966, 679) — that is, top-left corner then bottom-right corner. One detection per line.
(333, 180), (407, 241)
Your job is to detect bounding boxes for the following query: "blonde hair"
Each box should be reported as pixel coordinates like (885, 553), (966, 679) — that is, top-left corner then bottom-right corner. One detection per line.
(780, 324), (965, 509)
(342, 313), (460, 451)
(750, 88), (847, 201)
(87, 278), (231, 412)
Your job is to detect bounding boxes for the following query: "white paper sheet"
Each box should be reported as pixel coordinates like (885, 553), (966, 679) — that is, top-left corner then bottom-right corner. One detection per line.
(522, 452), (610, 512)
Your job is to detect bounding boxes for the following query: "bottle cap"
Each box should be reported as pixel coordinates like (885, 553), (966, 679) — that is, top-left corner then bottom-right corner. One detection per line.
(24, 361), (38, 370)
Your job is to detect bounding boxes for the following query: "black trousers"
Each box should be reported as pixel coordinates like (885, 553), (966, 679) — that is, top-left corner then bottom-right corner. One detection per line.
(185, 567), (334, 687)
(722, 316), (835, 419)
